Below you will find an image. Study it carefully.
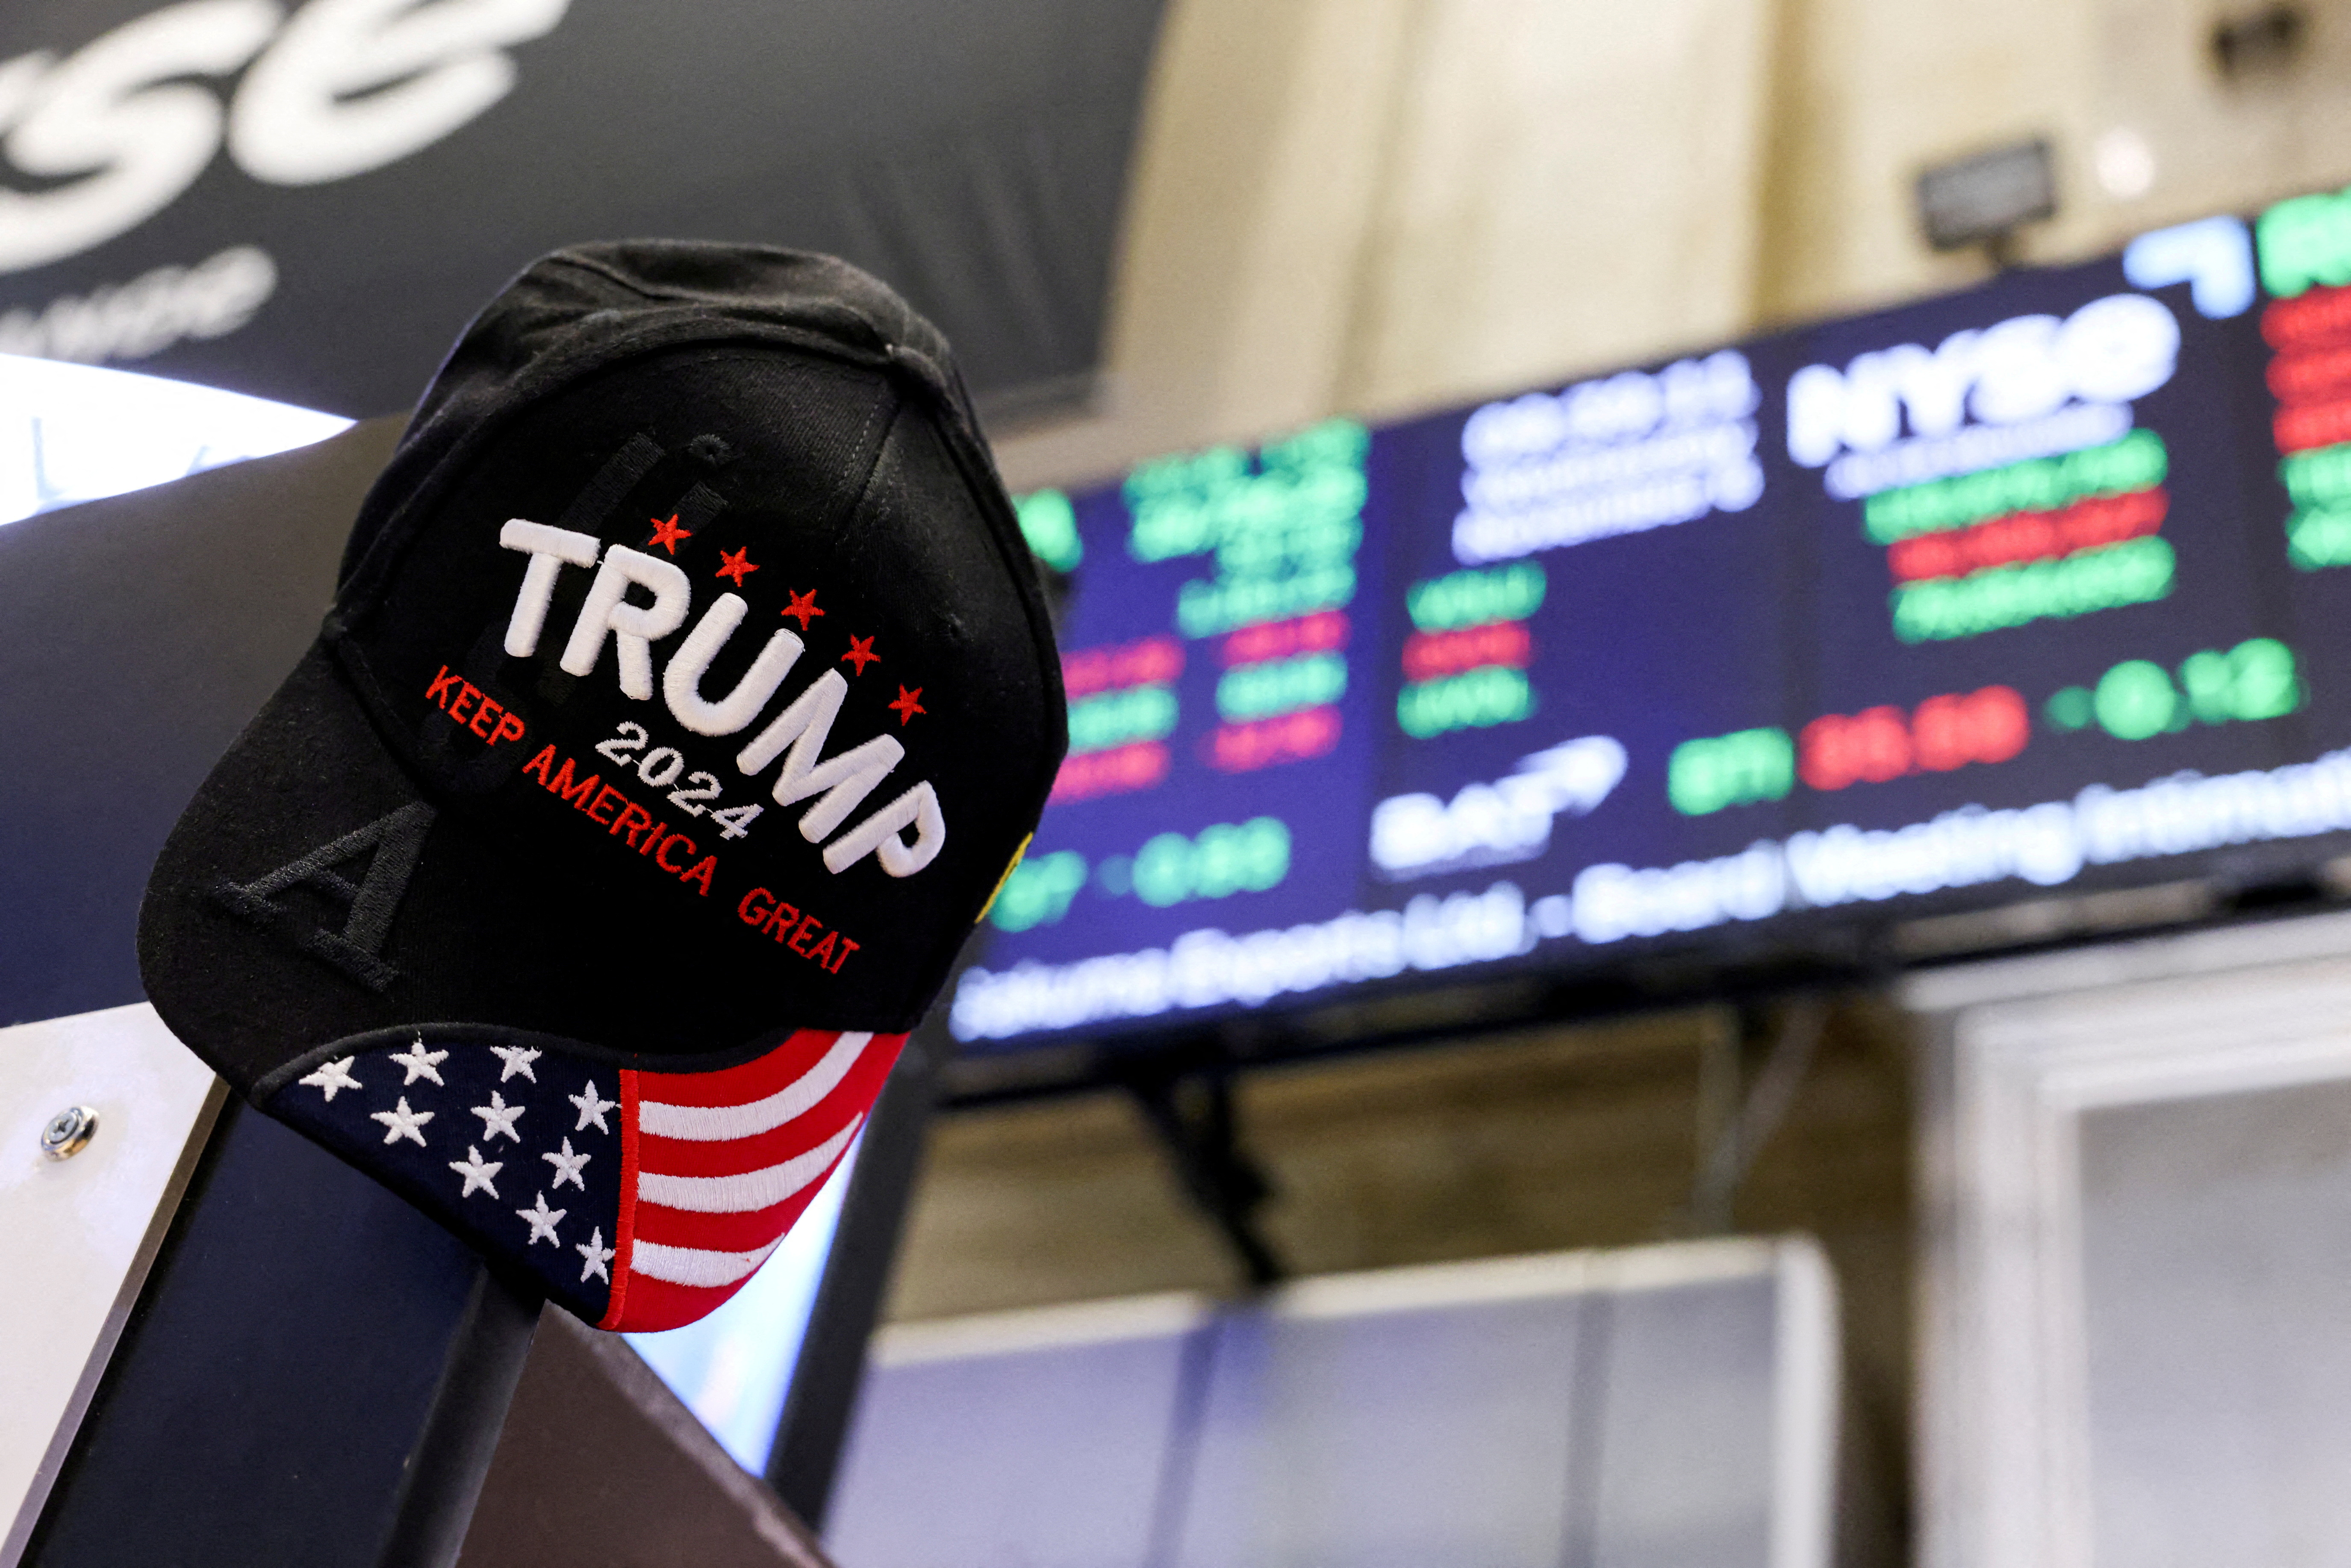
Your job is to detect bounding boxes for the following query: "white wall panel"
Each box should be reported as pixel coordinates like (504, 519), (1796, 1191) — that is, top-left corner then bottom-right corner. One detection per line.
(0, 1003), (219, 1563)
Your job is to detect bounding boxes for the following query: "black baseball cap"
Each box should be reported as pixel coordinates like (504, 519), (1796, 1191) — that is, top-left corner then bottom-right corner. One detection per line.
(138, 243), (1065, 1331)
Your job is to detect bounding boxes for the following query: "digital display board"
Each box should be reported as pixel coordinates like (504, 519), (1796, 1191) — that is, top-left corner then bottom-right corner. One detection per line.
(952, 193), (2351, 1049)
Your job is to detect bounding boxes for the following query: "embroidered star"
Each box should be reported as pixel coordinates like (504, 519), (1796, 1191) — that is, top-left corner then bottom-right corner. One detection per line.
(516, 1191), (566, 1246)
(888, 684), (926, 725)
(646, 513), (692, 554)
(471, 1091), (525, 1144)
(489, 1045), (540, 1083)
(577, 1226), (616, 1284)
(448, 1145), (503, 1199)
(371, 1097), (433, 1147)
(781, 588), (824, 630)
(542, 1138), (591, 1191)
(570, 1080), (617, 1134)
(300, 1057), (362, 1101)
(841, 634), (879, 675)
(389, 1038), (448, 1086)
(716, 546), (759, 587)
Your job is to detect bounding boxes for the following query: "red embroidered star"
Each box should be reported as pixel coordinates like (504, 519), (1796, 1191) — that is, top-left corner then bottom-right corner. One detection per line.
(715, 546), (759, 588)
(840, 635), (879, 675)
(645, 513), (692, 554)
(888, 684), (926, 725)
(780, 588), (824, 630)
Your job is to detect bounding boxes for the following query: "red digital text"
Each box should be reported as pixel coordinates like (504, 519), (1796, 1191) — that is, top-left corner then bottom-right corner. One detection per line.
(1208, 706), (1340, 772)
(1885, 489), (2168, 584)
(1222, 610), (1346, 669)
(1062, 634), (1184, 699)
(1799, 685), (2028, 791)
(1401, 619), (1531, 683)
(1049, 740), (1170, 804)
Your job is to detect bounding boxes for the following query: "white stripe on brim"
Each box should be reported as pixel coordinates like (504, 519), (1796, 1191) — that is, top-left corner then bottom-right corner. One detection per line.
(629, 1235), (784, 1289)
(637, 1116), (862, 1214)
(637, 1032), (872, 1141)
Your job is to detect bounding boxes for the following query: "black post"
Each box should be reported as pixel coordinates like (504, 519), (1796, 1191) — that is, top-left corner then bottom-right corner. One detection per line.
(1122, 1050), (1285, 1291)
(22, 1102), (540, 1568)
(4, 424), (542, 1568)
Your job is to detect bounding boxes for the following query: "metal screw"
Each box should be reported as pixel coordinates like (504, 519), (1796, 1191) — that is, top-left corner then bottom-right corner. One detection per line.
(40, 1105), (97, 1161)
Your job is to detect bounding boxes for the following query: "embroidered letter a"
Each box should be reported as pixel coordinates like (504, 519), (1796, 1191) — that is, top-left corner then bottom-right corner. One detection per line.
(208, 803), (437, 991)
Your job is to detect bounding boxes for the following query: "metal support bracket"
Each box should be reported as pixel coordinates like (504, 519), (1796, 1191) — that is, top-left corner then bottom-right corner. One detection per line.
(1121, 1058), (1285, 1289)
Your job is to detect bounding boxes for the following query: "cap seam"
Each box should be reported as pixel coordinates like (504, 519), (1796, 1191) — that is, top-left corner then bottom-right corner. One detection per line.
(327, 342), (901, 749)
(338, 326), (912, 617)
(926, 424), (1070, 803)
(833, 376), (907, 542)
(541, 250), (891, 333)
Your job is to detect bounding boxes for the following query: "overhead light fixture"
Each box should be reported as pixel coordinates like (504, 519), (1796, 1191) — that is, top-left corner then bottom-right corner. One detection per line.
(1916, 139), (2058, 257)
(2094, 127), (2158, 202)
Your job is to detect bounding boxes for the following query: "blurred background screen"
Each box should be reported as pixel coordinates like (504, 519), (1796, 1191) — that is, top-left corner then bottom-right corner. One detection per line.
(957, 201), (2351, 1052)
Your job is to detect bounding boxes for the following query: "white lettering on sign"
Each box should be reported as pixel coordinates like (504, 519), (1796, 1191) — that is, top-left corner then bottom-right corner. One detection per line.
(1370, 735), (1626, 880)
(0, 0), (570, 274)
(0, 243), (275, 363)
(953, 747), (2351, 1039)
(229, 0), (567, 186)
(1785, 292), (2180, 475)
(0, 1), (280, 275)
(949, 883), (1533, 1042)
(1452, 350), (1762, 564)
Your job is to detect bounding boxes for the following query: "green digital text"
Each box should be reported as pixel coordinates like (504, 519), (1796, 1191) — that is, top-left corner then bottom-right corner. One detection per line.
(1863, 430), (2167, 545)
(1217, 650), (1347, 722)
(1891, 536), (2174, 643)
(989, 849), (1088, 933)
(1668, 727), (1795, 816)
(1405, 561), (1547, 633)
(1067, 684), (1178, 755)
(1132, 817), (1292, 907)
(1397, 666), (1535, 738)
(1014, 488), (1083, 573)
(2043, 638), (2302, 741)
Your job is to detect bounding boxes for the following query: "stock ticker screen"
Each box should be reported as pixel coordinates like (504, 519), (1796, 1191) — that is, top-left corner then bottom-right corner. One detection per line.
(950, 192), (2351, 1049)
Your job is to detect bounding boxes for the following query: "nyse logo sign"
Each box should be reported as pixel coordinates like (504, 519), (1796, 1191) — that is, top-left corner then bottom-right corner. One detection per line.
(1785, 292), (2180, 499)
(0, 0), (568, 275)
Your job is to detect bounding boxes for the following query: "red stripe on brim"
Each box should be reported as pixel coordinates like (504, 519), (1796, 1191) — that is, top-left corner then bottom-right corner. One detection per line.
(630, 1161), (846, 1253)
(607, 1272), (755, 1334)
(606, 1034), (905, 1332)
(636, 1029), (896, 1108)
(633, 1041), (898, 1176)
